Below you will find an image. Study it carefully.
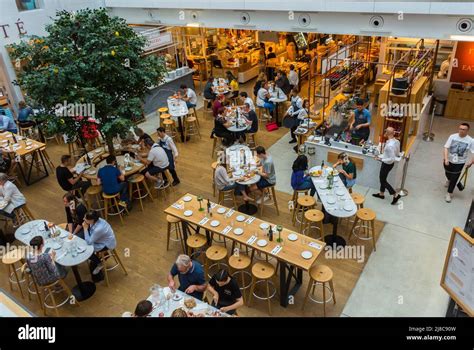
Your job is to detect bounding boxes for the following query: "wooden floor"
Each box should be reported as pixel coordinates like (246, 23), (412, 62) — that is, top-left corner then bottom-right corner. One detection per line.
(0, 107), (384, 317)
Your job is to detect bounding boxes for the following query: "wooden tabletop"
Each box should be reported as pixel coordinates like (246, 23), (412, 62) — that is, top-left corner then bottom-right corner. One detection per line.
(0, 289), (33, 317)
(0, 132), (46, 156)
(164, 193), (326, 271)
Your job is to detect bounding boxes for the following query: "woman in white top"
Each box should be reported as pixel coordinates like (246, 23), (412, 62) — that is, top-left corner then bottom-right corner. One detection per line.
(214, 154), (252, 201)
(0, 172), (26, 218)
(239, 92), (255, 111)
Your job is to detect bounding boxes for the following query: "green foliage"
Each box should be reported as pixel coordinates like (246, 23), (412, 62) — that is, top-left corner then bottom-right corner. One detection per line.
(8, 8), (166, 152)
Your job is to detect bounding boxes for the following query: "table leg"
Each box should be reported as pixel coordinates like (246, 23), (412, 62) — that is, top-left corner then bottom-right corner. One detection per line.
(181, 221), (190, 254)
(238, 200), (258, 215)
(324, 215), (347, 248)
(279, 261), (289, 307)
(177, 117), (185, 142)
(279, 262), (303, 307)
(71, 266), (96, 301)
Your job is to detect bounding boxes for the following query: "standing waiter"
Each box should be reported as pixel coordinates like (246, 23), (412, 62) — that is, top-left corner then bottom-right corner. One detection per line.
(373, 127), (402, 205)
(349, 99), (371, 145)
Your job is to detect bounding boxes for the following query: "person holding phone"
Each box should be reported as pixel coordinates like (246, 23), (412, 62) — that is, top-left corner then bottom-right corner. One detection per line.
(26, 236), (68, 287)
(206, 269), (243, 315)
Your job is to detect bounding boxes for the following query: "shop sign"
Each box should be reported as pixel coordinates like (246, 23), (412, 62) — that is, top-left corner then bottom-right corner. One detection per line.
(450, 41), (474, 83)
(0, 19), (27, 39)
(142, 30), (173, 52)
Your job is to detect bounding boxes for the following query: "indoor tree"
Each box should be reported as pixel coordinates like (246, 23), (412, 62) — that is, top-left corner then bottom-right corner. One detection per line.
(8, 8), (166, 154)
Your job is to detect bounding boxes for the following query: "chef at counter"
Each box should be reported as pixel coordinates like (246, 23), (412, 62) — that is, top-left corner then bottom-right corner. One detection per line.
(349, 99), (371, 145)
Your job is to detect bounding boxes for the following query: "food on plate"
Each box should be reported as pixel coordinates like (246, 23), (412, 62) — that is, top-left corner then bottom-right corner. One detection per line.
(184, 298), (196, 309)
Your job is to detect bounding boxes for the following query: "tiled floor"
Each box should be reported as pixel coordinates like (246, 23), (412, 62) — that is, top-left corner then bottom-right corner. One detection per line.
(268, 116), (473, 317)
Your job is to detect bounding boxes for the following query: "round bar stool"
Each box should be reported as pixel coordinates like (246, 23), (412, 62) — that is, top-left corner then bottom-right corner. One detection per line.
(211, 137), (223, 158)
(351, 192), (365, 209)
(128, 174), (154, 212)
(163, 119), (178, 141)
(19, 125), (34, 138)
(349, 208), (377, 252)
(166, 215), (185, 253)
(41, 279), (79, 316)
(159, 113), (171, 121)
(228, 253), (252, 304)
(211, 161), (219, 197)
(97, 248), (128, 287)
(259, 185), (279, 217)
(2, 250), (25, 299)
(294, 195), (316, 232)
(248, 261), (276, 315)
(184, 116), (201, 143)
(20, 263), (42, 310)
(302, 209), (325, 239)
(157, 107), (168, 116)
(246, 133), (257, 150)
(102, 192), (128, 225)
(186, 234), (207, 263)
(301, 264), (336, 317)
(218, 188), (238, 209)
(205, 245), (228, 279)
(291, 189), (310, 224)
(85, 185), (104, 212)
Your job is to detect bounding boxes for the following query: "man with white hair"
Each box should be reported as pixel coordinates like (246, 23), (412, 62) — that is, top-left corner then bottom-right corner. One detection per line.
(167, 254), (206, 299)
(0, 172), (26, 220)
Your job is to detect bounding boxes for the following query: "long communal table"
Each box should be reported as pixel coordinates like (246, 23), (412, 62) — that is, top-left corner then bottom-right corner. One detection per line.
(164, 193), (326, 308)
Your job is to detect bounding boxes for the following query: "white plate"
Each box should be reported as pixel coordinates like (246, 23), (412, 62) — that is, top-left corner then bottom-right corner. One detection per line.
(217, 208), (226, 214)
(210, 220), (220, 227)
(52, 242), (62, 250)
(344, 204), (354, 212)
(259, 223), (269, 230)
(76, 246), (86, 253)
(236, 215), (246, 222)
(233, 228), (243, 235)
(184, 210), (193, 217)
(124, 166), (132, 171)
(257, 239), (268, 247)
(94, 149), (102, 153)
(59, 231), (69, 239)
(319, 184), (328, 190)
(183, 196), (192, 202)
(336, 189), (345, 196)
(172, 294), (183, 301)
(301, 251), (313, 259)
(86, 170), (96, 175)
(19, 227), (31, 235)
(288, 233), (298, 241)
(326, 197), (336, 204)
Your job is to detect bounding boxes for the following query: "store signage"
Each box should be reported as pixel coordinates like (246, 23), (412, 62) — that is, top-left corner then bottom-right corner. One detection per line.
(0, 19), (27, 39)
(142, 30), (172, 52)
(321, 46), (349, 74)
(450, 41), (474, 83)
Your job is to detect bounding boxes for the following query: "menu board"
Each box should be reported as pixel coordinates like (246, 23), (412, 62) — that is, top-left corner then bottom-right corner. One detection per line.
(440, 227), (474, 316)
(450, 41), (474, 84)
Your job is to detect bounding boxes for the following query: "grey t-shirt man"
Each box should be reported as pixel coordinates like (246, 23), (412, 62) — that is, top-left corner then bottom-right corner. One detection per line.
(262, 155), (276, 184)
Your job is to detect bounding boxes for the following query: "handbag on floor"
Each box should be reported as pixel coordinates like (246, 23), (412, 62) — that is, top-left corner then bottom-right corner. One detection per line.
(265, 121), (279, 132)
(457, 168), (469, 191)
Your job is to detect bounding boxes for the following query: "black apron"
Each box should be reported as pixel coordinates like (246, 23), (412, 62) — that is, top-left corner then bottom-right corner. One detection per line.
(158, 140), (175, 170)
(351, 109), (370, 141)
(283, 97), (302, 129)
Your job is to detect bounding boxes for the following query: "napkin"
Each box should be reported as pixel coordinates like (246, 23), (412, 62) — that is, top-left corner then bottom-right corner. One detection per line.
(221, 226), (232, 235)
(199, 217), (210, 226)
(225, 209), (235, 218)
(270, 245), (282, 255)
(210, 203), (217, 209)
(171, 203), (184, 210)
(246, 235), (257, 245)
(245, 216), (255, 224)
(55, 252), (68, 262)
(309, 242), (322, 250)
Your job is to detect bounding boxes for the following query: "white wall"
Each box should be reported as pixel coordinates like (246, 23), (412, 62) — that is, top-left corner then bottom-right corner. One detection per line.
(0, 0), (103, 107)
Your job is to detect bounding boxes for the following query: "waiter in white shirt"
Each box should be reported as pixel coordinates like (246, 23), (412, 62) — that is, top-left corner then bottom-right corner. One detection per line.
(373, 127), (402, 205)
(288, 64), (299, 91)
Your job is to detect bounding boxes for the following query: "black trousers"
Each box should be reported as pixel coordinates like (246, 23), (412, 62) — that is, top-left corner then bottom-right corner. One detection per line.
(89, 246), (109, 271)
(379, 162), (396, 195)
(444, 162), (465, 194)
(72, 180), (91, 197)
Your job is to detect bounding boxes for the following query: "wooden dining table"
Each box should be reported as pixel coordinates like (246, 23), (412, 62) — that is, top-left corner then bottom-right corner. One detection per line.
(164, 193), (326, 307)
(0, 132), (49, 185)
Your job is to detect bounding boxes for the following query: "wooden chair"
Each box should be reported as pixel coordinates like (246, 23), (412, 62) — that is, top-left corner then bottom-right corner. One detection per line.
(302, 209), (325, 239)
(228, 253), (252, 304)
(40, 279), (79, 316)
(163, 119), (178, 141)
(19, 125), (34, 139)
(159, 113), (171, 123)
(211, 137), (223, 158)
(184, 115), (201, 142)
(128, 174), (154, 211)
(293, 195), (315, 230)
(154, 170), (174, 200)
(166, 215), (185, 253)
(302, 265), (336, 317)
(189, 107), (200, 127)
(351, 192), (365, 209)
(13, 205), (35, 227)
(349, 208), (377, 252)
(248, 262), (277, 315)
(157, 107), (169, 116)
(257, 106), (271, 127)
(246, 132), (257, 150)
(20, 263), (43, 311)
(2, 250), (25, 299)
(205, 245), (228, 279)
(259, 185), (279, 217)
(291, 189), (310, 224)
(186, 234), (207, 263)
(102, 192), (128, 225)
(218, 188), (238, 209)
(85, 185), (104, 212)
(97, 248), (128, 287)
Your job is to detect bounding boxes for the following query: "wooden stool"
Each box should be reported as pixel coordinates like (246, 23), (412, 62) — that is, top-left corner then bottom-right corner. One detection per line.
(302, 209), (325, 239)
(85, 185), (104, 211)
(40, 279), (79, 316)
(291, 189), (310, 224)
(218, 188), (238, 209)
(154, 170), (174, 200)
(259, 185), (279, 217)
(294, 195), (315, 231)
(246, 133), (257, 150)
(163, 119), (178, 141)
(97, 248), (128, 287)
(39, 147), (55, 171)
(349, 208), (377, 252)
(13, 205), (35, 227)
(257, 106), (271, 126)
(302, 264), (336, 317)
(166, 215), (185, 253)
(186, 234), (207, 262)
(19, 125), (34, 138)
(157, 107), (168, 116)
(67, 141), (83, 160)
(229, 253), (252, 304)
(211, 137), (223, 158)
(189, 107), (200, 127)
(184, 116), (201, 142)
(205, 245), (228, 279)
(20, 263), (42, 310)
(211, 161), (219, 197)
(248, 261), (276, 315)
(128, 174), (154, 211)
(159, 113), (171, 122)
(2, 250), (25, 299)
(351, 192), (365, 209)
(102, 192), (128, 225)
